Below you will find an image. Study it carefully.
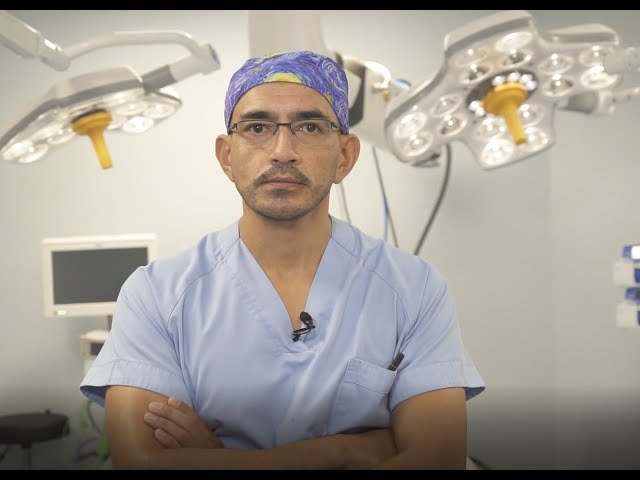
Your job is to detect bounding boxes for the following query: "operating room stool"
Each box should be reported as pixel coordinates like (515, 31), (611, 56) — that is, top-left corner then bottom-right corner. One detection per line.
(0, 410), (69, 469)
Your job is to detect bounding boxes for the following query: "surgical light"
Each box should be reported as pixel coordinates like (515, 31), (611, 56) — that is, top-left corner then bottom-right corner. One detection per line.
(0, 10), (220, 169)
(383, 10), (627, 169)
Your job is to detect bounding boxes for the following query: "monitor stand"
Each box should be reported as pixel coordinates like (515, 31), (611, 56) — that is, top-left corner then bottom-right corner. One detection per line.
(79, 315), (112, 374)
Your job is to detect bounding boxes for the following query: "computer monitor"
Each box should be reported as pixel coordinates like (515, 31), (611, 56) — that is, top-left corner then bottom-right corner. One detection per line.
(41, 233), (157, 318)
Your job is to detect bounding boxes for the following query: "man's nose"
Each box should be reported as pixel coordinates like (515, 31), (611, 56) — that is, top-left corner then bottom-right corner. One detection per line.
(270, 124), (300, 162)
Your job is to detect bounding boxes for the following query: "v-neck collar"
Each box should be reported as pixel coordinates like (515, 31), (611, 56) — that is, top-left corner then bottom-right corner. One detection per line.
(216, 216), (357, 354)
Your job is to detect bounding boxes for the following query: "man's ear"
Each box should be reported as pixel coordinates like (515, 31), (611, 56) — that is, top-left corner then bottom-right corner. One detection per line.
(215, 135), (234, 182)
(334, 133), (361, 184)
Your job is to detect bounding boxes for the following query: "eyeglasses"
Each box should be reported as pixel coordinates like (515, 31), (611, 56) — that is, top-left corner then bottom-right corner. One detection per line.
(228, 119), (342, 147)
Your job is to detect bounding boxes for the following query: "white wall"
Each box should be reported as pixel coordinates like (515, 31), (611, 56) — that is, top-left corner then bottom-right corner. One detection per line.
(0, 10), (638, 469)
(540, 9), (640, 470)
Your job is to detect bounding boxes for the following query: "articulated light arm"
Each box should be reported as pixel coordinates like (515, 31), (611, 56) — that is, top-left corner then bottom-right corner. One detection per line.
(64, 30), (219, 90)
(0, 10), (68, 70)
(0, 11), (219, 79)
(0, 10), (220, 169)
(338, 54), (411, 153)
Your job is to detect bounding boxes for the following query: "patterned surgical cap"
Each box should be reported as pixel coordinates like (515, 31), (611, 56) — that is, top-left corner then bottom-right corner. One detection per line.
(224, 50), (349, 133)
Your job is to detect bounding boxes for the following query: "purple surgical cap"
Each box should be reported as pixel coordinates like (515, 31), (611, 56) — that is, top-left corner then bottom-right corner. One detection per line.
(224, 50), (350, 133)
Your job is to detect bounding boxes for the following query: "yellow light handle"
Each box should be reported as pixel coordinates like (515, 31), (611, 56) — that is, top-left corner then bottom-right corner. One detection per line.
(482, 83), (528, 145)
(71, 111), (113, 169)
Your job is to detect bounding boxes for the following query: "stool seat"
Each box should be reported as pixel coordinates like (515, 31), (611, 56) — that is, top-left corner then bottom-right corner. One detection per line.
(0, 411), (69, 468)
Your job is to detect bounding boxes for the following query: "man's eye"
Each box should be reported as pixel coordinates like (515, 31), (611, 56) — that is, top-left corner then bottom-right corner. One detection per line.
(245, 123), (269, 134)
(297, 122), (320, 134)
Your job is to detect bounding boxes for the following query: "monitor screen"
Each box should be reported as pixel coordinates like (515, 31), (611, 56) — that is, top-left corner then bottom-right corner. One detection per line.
(42, 234), (157, 318)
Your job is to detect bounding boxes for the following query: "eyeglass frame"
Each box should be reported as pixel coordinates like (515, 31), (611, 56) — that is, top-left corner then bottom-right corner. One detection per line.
(226, 118), (344, 146)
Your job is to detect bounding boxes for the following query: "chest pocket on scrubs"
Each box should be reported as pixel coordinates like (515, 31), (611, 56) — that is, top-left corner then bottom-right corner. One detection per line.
(326, 357), (397, 435)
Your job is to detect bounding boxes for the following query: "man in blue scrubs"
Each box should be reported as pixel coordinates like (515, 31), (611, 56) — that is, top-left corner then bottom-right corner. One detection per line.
(80, 50), (485, 469)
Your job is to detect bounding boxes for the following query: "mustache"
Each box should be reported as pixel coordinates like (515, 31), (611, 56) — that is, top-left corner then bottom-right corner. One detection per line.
(255, 165), (310, 186)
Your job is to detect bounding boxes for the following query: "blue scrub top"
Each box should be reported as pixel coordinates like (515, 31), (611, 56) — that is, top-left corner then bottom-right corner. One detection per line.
(80, 216), (485, 449)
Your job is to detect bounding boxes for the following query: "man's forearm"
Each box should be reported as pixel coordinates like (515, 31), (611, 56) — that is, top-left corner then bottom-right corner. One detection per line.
(114, 433), (348, 470)
(108, 387), (396, 469)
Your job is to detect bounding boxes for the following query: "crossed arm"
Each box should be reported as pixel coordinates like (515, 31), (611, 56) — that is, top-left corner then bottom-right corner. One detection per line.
(104, 384), (467, 469)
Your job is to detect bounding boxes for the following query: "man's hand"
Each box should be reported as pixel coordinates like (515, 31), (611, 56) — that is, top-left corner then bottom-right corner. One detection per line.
(143, 396), (223, 449)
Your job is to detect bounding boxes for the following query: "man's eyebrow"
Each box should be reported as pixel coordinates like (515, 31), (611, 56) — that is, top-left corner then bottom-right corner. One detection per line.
(236, 110), (273, 121)
(236, 109), (333, 122)
(295, 110), (332, 121)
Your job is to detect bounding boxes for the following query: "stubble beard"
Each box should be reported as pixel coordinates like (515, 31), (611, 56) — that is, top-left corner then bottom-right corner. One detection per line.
(240, 184), (331, 222)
